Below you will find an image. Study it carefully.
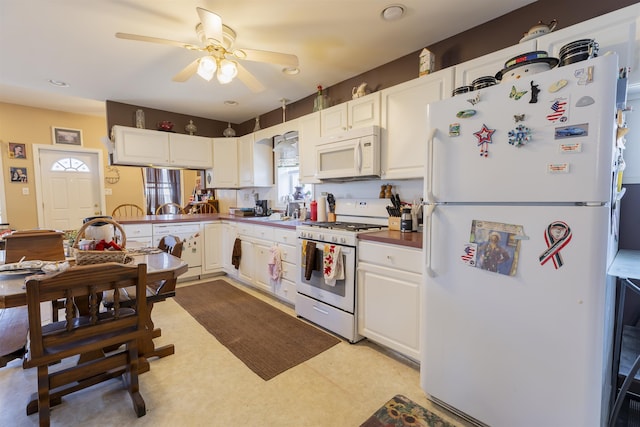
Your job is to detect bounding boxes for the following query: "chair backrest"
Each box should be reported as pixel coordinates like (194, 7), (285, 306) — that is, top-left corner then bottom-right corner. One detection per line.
(158, 235), (183, 258)
(190, 202), (217, 214)
(25, 262), (148, 367)
(112, 203), (145, 217)
(155, 202), (185, 215)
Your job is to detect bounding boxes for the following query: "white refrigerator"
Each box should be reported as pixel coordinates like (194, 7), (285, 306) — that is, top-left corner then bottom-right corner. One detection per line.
(420, 54), (624, 427)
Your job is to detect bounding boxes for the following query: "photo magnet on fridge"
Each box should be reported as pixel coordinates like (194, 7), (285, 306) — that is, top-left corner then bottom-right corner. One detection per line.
(465, 220), (524, 276)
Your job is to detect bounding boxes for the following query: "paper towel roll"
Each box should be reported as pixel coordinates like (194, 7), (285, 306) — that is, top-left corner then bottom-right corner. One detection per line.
(317, 196), (327, 222)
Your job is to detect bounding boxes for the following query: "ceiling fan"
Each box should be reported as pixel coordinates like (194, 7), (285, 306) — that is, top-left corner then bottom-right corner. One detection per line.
(115, 7), (299, 92)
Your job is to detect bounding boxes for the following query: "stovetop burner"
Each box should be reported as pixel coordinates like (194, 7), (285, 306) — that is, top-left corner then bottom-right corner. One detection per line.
(300, 221), (385, 232)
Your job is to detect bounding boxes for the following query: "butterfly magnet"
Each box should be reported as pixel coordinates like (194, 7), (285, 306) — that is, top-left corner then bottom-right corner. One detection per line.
(509, 85), (528, 101)
(467, 92), (480, 106)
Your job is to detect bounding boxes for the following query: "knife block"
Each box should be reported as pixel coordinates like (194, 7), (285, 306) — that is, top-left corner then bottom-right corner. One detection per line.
(4, 230), (65, 263)
(388, 217), (400, 231)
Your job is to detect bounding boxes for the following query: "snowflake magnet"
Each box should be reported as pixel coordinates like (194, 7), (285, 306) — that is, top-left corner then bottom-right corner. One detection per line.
(508, 124), (532, 147)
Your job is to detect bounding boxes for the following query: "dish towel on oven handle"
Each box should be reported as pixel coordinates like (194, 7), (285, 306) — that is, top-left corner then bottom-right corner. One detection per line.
(303, 240), (316, 280)
(323, 244), (344, 286)
(268, 245), (283, 280)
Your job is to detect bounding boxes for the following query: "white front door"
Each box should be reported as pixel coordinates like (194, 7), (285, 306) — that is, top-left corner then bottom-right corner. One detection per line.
(34, 145), (105, 230)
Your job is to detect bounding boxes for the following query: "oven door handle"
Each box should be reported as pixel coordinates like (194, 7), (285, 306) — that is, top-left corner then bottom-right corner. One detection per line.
(312, 305), (329, 315)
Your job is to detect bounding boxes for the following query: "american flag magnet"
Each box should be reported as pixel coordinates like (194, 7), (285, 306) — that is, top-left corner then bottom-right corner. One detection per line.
(546, 97), (569, 123)
(460, 243), (477, 266)
(473, 124), (495, 157)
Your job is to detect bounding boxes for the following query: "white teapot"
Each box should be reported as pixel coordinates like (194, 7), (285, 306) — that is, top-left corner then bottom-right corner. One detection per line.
(522, 20), (557, 40)
(352, 82), (368, 99)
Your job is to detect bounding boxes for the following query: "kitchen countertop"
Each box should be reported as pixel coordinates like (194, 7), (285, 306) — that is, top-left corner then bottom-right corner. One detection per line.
(114, 214), (421, 247)
(358, 230), (423, 249)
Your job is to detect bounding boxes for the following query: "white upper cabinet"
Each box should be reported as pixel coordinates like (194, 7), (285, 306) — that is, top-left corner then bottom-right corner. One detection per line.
(168, 133), (213, 169)
(111, 125), (212, 169)
(380, 68), (454, 180)
(298, 112), (321, 184)
(238, 133), (273, 187)
(112, 125), (171, 167)
(212, 137), (238, 188)
(535, 3), (640, 85)
(454, 40), (537, 87)
(320, 92), (380, 136)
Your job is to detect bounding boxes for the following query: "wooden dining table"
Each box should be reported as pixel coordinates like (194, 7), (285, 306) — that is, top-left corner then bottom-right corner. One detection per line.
(0, 252), (188, 373)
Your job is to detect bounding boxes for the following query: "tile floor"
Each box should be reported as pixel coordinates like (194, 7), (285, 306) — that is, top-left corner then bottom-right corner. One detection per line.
(0, 276), (471, 426)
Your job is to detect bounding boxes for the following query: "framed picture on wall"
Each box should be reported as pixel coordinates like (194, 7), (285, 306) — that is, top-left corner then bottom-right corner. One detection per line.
(8, 142), (26, 159)
(52, 127), (83, 146)
(9, 167), (28, 183)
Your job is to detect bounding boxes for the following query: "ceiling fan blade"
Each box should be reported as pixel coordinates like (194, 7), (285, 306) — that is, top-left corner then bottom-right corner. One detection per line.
(236, 62), (265, 93)
(196, 7), (224, 45)
(115, 32), (202, 50)
(172, 59), (200, 82)
(238, 48), (299, 67)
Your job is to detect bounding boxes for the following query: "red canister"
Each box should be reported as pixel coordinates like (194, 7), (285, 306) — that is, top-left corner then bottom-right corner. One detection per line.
(310, 200), (318, 221)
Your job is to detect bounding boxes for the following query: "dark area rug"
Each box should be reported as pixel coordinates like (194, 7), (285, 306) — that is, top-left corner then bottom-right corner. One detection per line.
(173, 280), (340, 380)
(360, 395), (458, 427)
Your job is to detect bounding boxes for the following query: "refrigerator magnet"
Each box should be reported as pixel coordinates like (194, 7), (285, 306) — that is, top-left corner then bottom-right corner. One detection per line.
(559, 143), (582, 153)
(514, 114), (525, 122)
(575, 66), (594, 85)
(449, 123), (461, 136)
(530, 81), (540, 103)
(467, 92), (480, 106)
(460, 243), (477, 267)
(546, 97), (569, 123)
(473, 124), (495, 157)
(509, 85), (528, 101)
(508, 125), (532, 147)
(549, 79), (568, 93)
(547, 163), (570, 173)
(576, 96), (595, 107)
(456, 110), (476, 118)
(539, 221), (572, 269)
(554, 123), (588, 139)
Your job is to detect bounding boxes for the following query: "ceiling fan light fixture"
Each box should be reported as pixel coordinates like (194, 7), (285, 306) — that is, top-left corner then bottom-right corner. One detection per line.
(197, 56), (217, 81)
(217, 59), (238, 84)
(381, 4), (405, 21)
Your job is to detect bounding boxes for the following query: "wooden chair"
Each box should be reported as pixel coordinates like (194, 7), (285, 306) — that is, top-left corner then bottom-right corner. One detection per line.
(155, 202), (185, 215)
(111, 203), (145, 217)
(188, 202), (217, 214)
(24, 263), (148, 426)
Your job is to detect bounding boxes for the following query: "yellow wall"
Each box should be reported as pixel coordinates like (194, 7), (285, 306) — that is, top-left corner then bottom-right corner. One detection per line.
(0, 102), (198, 230)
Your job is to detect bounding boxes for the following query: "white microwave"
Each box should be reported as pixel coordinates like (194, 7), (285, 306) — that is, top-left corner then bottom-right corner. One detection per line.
(315, 126), (380, 180)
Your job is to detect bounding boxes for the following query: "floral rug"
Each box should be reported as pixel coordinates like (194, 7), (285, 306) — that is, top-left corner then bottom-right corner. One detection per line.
(360, 395), (458, 427)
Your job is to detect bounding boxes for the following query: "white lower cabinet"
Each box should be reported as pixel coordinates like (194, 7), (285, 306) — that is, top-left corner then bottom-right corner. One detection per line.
(238, 239), (255, 284)
(253, 241), (274, 293)
(357, 241), (422, 361)
(202, 222), (223, 274)
(222, 221), (238, 277)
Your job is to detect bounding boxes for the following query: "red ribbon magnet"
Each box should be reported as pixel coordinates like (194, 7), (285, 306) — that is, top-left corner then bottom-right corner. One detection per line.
(539, 221), (572, 269)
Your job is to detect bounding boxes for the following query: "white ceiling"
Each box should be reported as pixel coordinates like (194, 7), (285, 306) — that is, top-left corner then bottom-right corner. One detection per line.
(0, 0), (536, 124)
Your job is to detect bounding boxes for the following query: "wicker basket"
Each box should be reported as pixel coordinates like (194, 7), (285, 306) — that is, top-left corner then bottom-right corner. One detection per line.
(73, 218), (129, 265)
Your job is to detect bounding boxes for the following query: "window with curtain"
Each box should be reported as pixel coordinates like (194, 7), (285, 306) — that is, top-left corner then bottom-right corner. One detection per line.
(143, 168), (181, 214)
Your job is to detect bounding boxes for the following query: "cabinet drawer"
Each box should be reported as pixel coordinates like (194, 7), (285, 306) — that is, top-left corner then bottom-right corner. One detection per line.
(236, 223), (254, 237)
(279, 243), (297, 264)
(274, 278), (296, 305)
(273, 229), (297, 245)
(358, 241), (422, 274)
(122, 223), (152, 238)
(252, 225), (274, 241)
(281, 260), (297, 283)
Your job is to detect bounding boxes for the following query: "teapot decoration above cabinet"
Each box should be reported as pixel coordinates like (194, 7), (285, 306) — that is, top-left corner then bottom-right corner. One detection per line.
(352, 82), (368, 99)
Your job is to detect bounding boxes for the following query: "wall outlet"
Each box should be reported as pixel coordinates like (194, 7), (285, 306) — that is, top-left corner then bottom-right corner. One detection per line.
(22, 187), (29, 195)
(105, 188), (113, 195)
(243, 193), (249, 201)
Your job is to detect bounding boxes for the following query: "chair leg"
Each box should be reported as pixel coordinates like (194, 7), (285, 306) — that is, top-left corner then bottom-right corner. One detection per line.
(610, 354), (640, 426)
(124, 341), (146, 417)
(36, 365), (50, 427)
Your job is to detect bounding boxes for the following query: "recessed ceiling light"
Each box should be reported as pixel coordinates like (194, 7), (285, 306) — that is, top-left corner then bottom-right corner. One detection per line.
(224, 100), (239, 106)
(381, 4), (405, 21)
(47, 79), (69, 87)
(282, 67), (300, 75)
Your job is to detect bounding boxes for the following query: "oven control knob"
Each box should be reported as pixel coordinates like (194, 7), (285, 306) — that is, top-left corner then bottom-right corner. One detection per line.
(340, 237), (347, 244)
(331, 236), (337, 243)
(319, 234), (324, 241)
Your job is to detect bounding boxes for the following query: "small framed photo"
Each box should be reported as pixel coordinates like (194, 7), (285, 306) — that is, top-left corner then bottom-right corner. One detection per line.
(10, 167), (28, 183)
(52, 127), (83, 146)
(8, 142), (26, 159)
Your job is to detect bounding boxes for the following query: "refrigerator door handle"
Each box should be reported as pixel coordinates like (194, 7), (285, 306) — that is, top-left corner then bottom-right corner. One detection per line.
(425, 128), (437, 204)
(424, 204), (436, 277)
